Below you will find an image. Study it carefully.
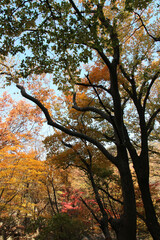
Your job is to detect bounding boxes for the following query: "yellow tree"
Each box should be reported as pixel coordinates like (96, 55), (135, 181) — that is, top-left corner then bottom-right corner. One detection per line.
(0, 88), (74, 238)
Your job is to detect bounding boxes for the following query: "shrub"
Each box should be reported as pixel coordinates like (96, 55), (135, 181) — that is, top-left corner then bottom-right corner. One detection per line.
(36, 213), (87, 240)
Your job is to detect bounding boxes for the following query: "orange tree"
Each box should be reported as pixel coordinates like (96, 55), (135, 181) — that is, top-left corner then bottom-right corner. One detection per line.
(1, 0), (160, 239)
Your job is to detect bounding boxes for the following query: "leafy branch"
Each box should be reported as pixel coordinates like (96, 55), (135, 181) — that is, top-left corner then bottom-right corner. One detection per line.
(16, 84), (117, 165)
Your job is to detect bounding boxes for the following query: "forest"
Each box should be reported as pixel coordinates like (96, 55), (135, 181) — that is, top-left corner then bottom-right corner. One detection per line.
(0, 0), (160, 239)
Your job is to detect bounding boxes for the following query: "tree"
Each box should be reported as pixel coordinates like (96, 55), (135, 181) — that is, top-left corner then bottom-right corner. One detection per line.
(0, 92), (50, 239)
(1, 0), (160, 239)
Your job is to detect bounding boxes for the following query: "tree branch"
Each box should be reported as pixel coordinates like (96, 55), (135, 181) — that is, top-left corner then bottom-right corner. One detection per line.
(69, 0), (83, 19)
(61, 140), (89, 168)
(147, 108), (160, 135)
(86, 74), (112, 115)
(119, 64), (132, 84)
(76, 82), (111, 94)
(45, 0), (61, 21)
(135, 12), (160, 42)
(97, 4), (120, 65)
(143, 71), (160, 109)
(51, 178), (59, 214)
(80, 197), (100, 224)
(16, 84), (117, 165)
(46, 185), (56, 216)
(99, 186), (123, 205)
(72, 91), (113, 123)
(68, 0), (112, 70)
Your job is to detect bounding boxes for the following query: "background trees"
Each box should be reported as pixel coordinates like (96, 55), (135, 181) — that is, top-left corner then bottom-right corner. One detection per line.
(0, 0), (160, 239)
(0, 89), (93, 240)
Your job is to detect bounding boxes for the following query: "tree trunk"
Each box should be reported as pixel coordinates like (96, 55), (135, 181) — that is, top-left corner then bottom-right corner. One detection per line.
(88, 167), (112, 240)
(113, 149), (137, 240)
(100, 217), (112, 240)
(137, 173), (160, 240)
(133, 98), (160, 239)
(132, 149), (160, 240)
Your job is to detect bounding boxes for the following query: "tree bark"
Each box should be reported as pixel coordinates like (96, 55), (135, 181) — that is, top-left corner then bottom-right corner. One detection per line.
(108, 61), (137, 239)
(124, 99), (160, 239)
(136, 166), (160, 240)
(132, 116), (160, 240)
(106, 148), (137, 240)
(127, 144), (160, 240)
(88, 167), (112, 240)
(113, 147), (137, 240)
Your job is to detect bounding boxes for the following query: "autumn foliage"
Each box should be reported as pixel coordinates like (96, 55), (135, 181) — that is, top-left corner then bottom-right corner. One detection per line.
(0, 0), (160, 239)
